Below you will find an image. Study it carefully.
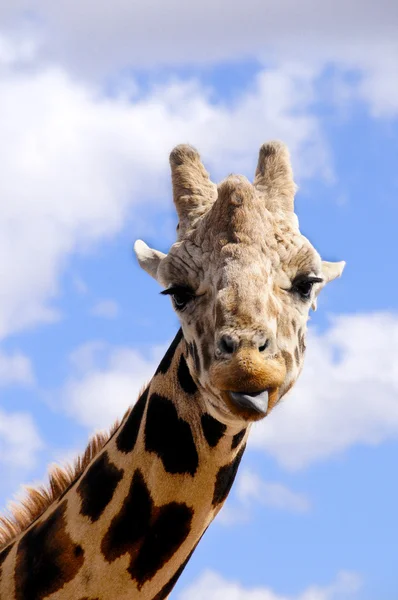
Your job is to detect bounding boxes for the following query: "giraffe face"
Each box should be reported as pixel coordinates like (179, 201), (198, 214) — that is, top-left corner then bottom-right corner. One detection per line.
(135, 143), (344, 423)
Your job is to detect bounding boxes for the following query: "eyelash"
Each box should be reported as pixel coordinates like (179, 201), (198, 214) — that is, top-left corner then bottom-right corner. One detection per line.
(291, 277), (323, 300)
(161, 286), (195, 311)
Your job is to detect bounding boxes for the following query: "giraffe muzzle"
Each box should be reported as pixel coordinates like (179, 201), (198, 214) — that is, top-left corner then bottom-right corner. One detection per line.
(209, 348), (286, 420)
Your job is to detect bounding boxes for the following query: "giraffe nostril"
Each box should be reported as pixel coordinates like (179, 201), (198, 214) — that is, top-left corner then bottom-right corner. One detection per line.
(258, 339), (270, 353)
(218, 334), (237, 355)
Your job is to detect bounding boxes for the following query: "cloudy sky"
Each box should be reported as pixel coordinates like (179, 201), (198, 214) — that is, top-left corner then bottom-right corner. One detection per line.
(1, 2), (397, 598)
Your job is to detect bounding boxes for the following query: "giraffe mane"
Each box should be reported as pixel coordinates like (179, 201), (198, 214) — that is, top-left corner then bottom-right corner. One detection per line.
(0, 414), (126, 550)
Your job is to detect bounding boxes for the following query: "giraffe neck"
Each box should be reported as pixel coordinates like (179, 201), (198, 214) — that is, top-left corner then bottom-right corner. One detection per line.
(0, 330), (249, 600)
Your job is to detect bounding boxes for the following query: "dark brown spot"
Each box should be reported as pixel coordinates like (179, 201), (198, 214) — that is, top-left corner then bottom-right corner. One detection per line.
(101, 469), (152, 563)
(102, 469), (193, 589)
(281, 350), (293, 372)
(201, 414), (227, 447)
(116, 387), (148, 453)
(145, 393), (199, 476)
(292, 319), (297, 334)
(231, 428), (246, 450)
(77, 451), (123, 522)
(177, 354), (198, 395)
(212, 445), (246, 506)
(15, 501), (84, 600)
(155, 329), (183, 375)
(129, 499), (193, 588)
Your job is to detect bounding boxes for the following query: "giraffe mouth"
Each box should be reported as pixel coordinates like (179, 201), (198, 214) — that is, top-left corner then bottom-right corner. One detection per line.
(228, 389), (269, 415)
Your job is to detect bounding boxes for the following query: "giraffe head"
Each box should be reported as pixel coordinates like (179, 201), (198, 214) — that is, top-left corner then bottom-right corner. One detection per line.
(135, 142), (344, 423)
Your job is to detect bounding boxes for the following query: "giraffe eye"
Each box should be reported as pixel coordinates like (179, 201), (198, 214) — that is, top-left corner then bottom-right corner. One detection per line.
(161, 286), (195, 311)
(292, 276), (323, 300)
(172, 291), (193, 310)
(295, 280), (314, 299)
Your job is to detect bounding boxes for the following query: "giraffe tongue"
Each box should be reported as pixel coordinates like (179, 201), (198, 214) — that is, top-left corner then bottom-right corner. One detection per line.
(229, 390), (269, 414)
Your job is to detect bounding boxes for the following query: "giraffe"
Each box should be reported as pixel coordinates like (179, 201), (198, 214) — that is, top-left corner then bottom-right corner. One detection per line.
(0, 141), (344, 600)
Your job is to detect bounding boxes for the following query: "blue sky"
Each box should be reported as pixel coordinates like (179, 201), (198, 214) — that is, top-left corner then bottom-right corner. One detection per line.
(1, 2), (398, 598)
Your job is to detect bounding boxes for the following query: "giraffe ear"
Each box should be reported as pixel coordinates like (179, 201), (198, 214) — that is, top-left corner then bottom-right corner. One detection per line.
(311, 260), (345, 311)
(322, 260), (346, 283)
(134, 240), (166, 280)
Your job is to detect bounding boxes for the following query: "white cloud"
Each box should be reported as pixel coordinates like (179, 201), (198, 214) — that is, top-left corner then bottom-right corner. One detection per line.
(250, 312), (398, 470)
(0, 408), (43, 469)
(0, 39), (327, 341)
(9, 1), (395, 74)
(354, 53), (398, 118)
(219, 468), (310, 525)
(238, 469), (310, 513)
(216, 504), (250, 527)
(72, 275), (89, 296)
(4, 1), (398, 115)
(219, 472), (310, 525)
(62, 342), (164, 430)
(90, 299), (119, 319)
(0, 350), (34, 386)
(178, 570), (362, 600)
(0, 31), (37, 66)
